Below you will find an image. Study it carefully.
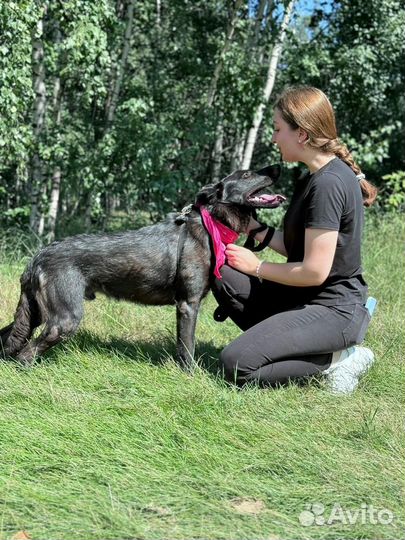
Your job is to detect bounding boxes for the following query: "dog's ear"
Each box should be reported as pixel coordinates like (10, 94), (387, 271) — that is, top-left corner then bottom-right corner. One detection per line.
(256, 164), (281, 181)
(195, 182), (224, 205)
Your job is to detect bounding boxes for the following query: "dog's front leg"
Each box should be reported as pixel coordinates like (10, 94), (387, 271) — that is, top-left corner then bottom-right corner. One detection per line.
(176, 299), (200, 371)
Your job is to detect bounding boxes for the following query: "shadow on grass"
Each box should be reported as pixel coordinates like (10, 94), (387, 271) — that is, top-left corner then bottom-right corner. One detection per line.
(0, 328), (223, 379)
(2, 329), (326, 390)
(2, 331), (322, 391)
(49, 332), (322, 391)
(62, 329), (224, 377)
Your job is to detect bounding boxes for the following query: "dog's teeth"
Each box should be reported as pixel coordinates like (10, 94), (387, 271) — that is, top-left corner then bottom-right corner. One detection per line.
(249, 193), (286, 205)
(258, 195), (276, 202)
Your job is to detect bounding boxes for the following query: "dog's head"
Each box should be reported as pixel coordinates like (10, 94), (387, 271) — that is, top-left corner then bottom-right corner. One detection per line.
(195, 165), (285, 209)
(194, 165), (285, 232)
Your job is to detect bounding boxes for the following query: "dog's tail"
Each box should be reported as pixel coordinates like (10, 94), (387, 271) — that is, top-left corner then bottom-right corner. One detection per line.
(1, 269), (41, 358)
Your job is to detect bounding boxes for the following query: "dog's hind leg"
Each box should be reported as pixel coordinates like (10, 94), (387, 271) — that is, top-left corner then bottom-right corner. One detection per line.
(4, 286), (41, 358)
(176, 297), (201, 371)
(15, 271), (85, 365)
(16, 312), (82, 365)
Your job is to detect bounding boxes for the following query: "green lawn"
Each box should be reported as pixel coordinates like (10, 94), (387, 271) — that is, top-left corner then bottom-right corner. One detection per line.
(0, 215), (404, 540)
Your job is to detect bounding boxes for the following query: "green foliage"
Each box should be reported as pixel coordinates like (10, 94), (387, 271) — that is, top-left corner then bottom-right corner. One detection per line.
(379, 170), (405, 211)
(3, 206), (31, 222)
(0, 2), (35, 180)
(0, 0), (404, 233)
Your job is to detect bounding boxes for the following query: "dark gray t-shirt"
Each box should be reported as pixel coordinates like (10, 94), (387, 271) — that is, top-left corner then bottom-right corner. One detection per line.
(283, 157), (368, 306)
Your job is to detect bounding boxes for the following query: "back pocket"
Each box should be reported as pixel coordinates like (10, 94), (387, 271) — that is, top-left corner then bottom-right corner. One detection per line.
(342, 304), (371, 348)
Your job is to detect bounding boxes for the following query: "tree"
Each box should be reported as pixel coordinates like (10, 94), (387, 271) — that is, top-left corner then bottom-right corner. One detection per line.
(29, 3), (47, 235)
(241, 0), (295, 169)
(0, 0), (403, 235)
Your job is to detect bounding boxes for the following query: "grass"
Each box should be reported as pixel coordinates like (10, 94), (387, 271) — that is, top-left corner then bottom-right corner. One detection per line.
(0, 214), (404, 540)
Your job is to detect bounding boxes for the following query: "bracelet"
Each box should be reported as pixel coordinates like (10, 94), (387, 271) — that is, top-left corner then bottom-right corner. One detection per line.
(256, 261), (264, 283)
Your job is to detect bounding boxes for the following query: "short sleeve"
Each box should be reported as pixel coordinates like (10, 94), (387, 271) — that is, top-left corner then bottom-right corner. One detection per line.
(304, 172), (346, 230)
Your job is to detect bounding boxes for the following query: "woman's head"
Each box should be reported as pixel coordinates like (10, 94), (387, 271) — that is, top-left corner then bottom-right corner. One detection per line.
(275, 86), (338, 146)
(273, 86), (377, 206)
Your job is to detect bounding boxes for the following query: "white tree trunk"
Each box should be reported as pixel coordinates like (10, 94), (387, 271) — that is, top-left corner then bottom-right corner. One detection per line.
(29, 156), (42, 232)
(241, 0), (295, 170)
(116, 0), (125, 18)
(47, 27), (63, 243)
(37, 207), (45, 236)
(47, 166), (61, 242)
(211, 112), (224, 182)
(85, 193), (92, 232)
(231, 130), (247, 170)
(30, 7), (47, 233)
(156, 0), (161, 28)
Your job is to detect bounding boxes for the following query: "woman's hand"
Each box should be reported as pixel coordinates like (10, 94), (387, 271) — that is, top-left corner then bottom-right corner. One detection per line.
(225, 244), (260, 275)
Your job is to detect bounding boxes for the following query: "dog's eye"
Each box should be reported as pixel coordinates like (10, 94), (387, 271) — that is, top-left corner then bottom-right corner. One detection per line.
(242, 172), (251, 179)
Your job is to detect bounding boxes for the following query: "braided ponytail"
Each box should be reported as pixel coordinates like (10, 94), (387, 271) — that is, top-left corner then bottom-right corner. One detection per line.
(275, 86), (378, 207)
(311, 138), (378, 207)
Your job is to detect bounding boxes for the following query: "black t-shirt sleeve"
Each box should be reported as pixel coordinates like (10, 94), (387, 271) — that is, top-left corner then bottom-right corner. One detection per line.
(304, 172), (346, 230)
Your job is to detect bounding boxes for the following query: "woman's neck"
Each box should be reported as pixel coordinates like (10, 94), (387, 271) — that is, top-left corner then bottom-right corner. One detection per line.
(303, 152), (336, 174)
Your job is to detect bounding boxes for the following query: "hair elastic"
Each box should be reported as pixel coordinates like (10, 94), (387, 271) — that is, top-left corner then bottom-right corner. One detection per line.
(356, 173), (365, 181)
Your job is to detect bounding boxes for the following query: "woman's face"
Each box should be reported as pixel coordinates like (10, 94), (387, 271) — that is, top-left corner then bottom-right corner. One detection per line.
(272, 108), (301, 162)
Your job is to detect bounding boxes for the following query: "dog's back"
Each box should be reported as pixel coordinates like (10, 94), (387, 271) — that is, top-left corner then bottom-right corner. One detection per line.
(27, 214), (209, 306)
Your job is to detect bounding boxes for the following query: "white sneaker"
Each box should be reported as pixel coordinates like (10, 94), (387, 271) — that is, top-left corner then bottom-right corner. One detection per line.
(324, 346), (375, 395)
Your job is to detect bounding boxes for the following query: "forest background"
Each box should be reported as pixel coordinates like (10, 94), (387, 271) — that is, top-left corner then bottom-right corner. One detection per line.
(0, 0), (404, 241)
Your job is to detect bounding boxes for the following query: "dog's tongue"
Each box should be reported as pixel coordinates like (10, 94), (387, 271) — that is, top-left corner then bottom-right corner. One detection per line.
(251, 194), (286, 204)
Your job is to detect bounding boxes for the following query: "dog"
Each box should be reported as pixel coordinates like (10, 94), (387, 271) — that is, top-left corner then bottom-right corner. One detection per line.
(0, 165), (284, 369)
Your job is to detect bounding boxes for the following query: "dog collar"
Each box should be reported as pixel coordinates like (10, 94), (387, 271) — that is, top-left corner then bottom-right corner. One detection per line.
(199, 206), (239, 279)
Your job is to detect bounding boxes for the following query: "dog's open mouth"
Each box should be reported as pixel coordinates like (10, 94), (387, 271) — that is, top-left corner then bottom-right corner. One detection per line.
(247, 190), (286, 208)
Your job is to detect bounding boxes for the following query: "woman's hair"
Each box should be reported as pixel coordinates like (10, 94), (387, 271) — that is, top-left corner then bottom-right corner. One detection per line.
(275, 86), (377, 206)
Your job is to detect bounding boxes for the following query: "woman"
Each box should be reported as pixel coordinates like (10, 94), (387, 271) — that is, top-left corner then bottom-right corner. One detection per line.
(212, 86), (377, 394)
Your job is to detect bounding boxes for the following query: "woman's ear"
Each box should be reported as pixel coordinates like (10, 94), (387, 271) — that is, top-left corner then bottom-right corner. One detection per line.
(298, 128), (309, 143)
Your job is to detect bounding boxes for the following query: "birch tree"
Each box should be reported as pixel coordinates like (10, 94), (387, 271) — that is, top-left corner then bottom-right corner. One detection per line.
(212, 111), (224, 182)
(45, 20), (64, 242)
(30, 4), (48, 234)
(46, 85), (62, 239)
(241, 0), (295, 169)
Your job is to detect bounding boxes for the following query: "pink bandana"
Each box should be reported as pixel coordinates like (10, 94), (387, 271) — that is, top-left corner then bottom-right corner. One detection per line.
(200, 206), (239, 279)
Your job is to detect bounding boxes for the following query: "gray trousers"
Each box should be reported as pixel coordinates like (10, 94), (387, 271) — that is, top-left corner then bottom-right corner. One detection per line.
(212, 265), (370, 387)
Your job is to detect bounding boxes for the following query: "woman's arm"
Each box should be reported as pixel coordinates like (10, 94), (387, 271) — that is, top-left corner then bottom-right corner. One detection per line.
(248, 218), (287, 257)
(226, 228), (338, 287)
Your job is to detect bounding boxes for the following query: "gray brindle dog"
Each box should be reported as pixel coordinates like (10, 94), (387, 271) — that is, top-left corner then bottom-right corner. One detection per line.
(0, 166), (284, 369)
